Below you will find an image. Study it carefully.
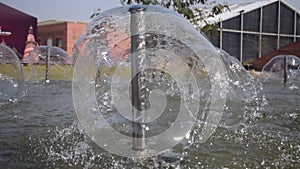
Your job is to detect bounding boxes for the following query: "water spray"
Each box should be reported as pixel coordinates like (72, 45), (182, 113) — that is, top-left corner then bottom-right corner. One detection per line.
(72, 5), (227, 157)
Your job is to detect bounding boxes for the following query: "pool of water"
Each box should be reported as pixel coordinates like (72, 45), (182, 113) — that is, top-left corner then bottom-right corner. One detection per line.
(0, 79), (299, 168)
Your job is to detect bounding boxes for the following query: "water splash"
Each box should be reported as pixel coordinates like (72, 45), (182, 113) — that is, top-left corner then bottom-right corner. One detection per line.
(29, 122), (193, 168)
(29, 122), (95, 168)
(73, 5), (228, 157)
(210, 48), (266, 130)
(24, 46), (73, 82)
(262, 55), (300, 89)
(0, 44), (26, 106)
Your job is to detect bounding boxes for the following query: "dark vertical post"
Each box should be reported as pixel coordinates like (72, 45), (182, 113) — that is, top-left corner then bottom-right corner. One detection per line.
(129, 5), (146, 151)
(45, 46), (50, 83)
(283, 55), (287, 84)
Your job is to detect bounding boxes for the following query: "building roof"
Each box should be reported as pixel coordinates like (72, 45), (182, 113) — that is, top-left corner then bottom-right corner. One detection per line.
(197, 0), (300, 27)
(38, 20), (88, 26)
(0, 2), (37, 56)
(252, 41), (300, 71)
(0, 2), (37, 19)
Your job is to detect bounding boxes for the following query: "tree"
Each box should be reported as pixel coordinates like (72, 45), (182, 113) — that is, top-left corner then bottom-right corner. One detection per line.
(120, 0), (229, 33)
(90, 8), (101, 19)
(121, 0), (208, 19)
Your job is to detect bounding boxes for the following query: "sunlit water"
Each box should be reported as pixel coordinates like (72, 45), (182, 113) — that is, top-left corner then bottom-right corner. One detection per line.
(0, 78), (299, 168)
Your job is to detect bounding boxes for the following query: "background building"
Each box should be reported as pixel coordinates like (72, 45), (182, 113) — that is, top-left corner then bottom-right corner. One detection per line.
(37, 20), (87, 55)
(198, 0), (300, 65)
(0, 2), (37, 58)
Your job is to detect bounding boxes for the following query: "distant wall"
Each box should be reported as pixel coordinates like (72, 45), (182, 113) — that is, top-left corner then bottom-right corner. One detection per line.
(0, 2), (37, 58)
(38, 21), (87, 55)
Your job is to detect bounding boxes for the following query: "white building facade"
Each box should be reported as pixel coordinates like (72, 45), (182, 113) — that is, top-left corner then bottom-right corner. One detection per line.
(198, 0), (300, 64)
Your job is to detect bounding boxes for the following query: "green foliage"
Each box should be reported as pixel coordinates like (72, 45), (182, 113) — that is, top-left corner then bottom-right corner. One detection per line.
(120, 0), (229, 34)
(200, 22), (219, 34)
(120, 0), (207, 19)
(90, 8), (101, 19)
(212, 3), (230, 15)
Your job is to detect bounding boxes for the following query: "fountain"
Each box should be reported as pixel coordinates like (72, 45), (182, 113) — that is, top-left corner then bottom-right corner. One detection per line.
(262, 55), (300, 87)
(72, 5), (229, 158)
(23, 45), (73, 82)
(0, 5), (299, 169)
(0, 44), (26, 106)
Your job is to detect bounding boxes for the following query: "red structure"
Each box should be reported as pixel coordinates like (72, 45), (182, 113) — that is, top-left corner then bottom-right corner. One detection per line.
(0, 2), (37, 59)
(37, 20), (87, 55)
(23, 26), (37, 62)
(252, 41), (300, 71)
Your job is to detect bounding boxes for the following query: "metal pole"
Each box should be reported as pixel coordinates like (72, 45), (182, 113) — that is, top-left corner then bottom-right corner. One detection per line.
(129, 5), (146, 151)
(283, 55), (287, 84)
(239, 10), (244, 63)
(45, 46), (50, 83)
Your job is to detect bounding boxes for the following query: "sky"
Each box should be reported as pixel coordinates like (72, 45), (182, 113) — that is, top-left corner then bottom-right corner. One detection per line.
(1, 0), (300, 22)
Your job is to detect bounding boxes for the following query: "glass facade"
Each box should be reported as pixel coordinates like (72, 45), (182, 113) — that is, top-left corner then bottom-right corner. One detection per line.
(280, 36), (293, 47)
(297, 14), (300, 35)
(205, 23), (220, 46)
(222, 32), (240, 58)
(262, 3), (278, 34)
(261, 35), (277, 56)
(280, 3), (294, 34)
(206, 31), (220, 47)
(244, 9), (260, 32)
(207, 0), (300, 64)
(243, 34), (259, 62)
(223, 16), (241, 30)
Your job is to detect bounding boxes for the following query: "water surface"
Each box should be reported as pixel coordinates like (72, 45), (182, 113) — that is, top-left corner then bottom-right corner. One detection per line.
(0, 79), (299, 168)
